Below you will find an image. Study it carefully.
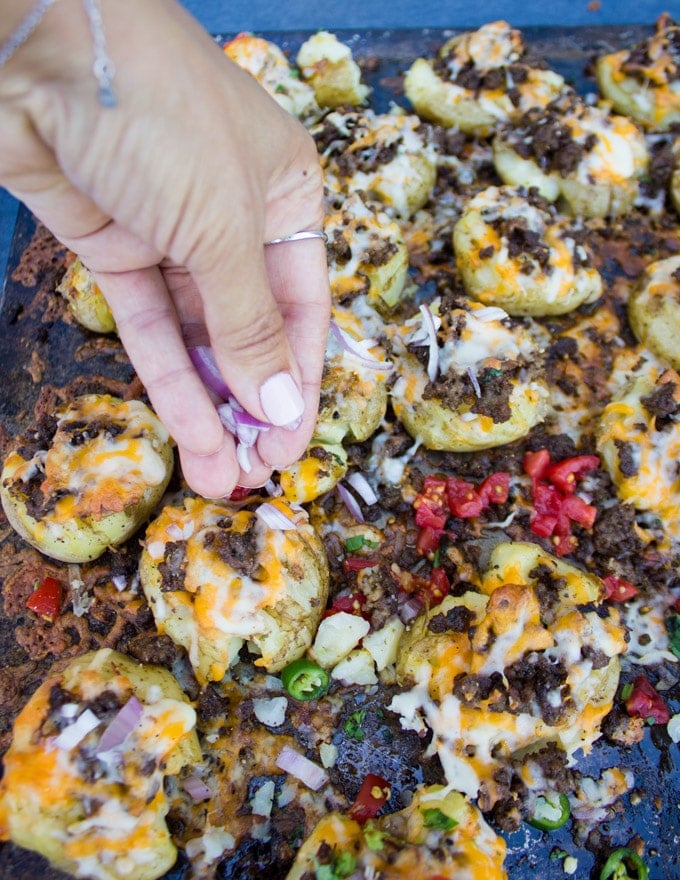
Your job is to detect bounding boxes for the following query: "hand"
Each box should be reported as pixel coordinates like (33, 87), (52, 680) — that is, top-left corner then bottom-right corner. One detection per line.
(0, 0), (330, 498)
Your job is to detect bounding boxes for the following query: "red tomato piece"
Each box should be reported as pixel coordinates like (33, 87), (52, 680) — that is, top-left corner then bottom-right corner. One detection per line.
(625, 674), (670, 725)
(545, 455), (600, 494)
(603, 575), (640, 602)
(523, 449), (551, 481)
(414, 476), (449, 530)
(559, 493), (597, 529)
(342, 557), (378, 574)
(348, 773), (391, 823)
(427, 567), (450, 605)
(228, 486), (251, 501)
(26, 576), (63, 622)
(446, 477), (484, 518)
(416, 526), (443, 556)
(478, 471), (511, 505)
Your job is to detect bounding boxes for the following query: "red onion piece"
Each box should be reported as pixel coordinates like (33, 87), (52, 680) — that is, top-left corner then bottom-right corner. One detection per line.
(276, 745), (329, 790)
(188, 346), (231, 400)
(182, 774), (212, 801)
(419, 304), (440, 384)
(329, 322), (393, 372)
(256, 502), (297, 530)
(337, 482), (365, 523)
(466, 366), (482, 399)
(346, 472), (378, 506)
(96, 696), (144, 754)
(53, 708), (101, 751)
(397, 590), (424, 624)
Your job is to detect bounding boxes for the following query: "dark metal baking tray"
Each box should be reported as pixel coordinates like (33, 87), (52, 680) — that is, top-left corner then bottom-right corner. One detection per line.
(1, 23), (678, 880)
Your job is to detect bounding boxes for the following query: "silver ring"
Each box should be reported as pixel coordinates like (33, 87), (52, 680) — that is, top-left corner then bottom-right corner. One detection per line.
(265, 229), (328, 246)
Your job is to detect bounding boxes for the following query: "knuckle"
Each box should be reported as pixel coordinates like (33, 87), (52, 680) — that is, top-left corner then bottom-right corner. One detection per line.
(216, 308), (286, 366)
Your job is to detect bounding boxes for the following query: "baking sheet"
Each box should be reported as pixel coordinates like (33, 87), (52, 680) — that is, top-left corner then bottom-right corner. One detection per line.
(0, 23), (679, 880)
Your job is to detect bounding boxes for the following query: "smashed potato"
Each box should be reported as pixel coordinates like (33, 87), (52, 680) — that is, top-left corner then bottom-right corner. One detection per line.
(1, 394), (173, 563)
(57, 258), (116, 334)
(404, 20), (565, 136)
(596, 14), (680, 132)
(453, 185), (603, 316)
(286, 784), (507, 880)
(0, 649), (200, 880)
(389, 303), (549, 450)
(296, 31), (370, 107)
(629, 255), (680, 369)
(140, 496), (329, 682)
(493, 91), (649, 218)
(391, 542), (625, 803)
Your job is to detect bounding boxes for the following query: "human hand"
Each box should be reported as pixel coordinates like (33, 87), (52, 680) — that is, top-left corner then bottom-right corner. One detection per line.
(0, 0), (330, 498)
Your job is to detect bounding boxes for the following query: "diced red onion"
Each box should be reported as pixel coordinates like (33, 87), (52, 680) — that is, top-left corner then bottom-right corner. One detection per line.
(53, 708), (101, 751)
(111, 574), (127, 592)
(166, 523), (185, 541)
(346, 472), (378, 506)
(466, 366), (482, 399)
(236, 442), (252, 474)
(397, 590), (423, 624)
(460, 412), (478, 422)
(264, 479), (282, 497)
(473, 306), (509, 323)
(182, 774), (212, 801)
(419, 304), (439, 383)
(276, 745), (329, 791)
(329, 322), (393, 372)
(96, 696), (143, 754)
(337, 482), (365, 523)
(188, 346), (231, 400)
(256, 502), (297, 530)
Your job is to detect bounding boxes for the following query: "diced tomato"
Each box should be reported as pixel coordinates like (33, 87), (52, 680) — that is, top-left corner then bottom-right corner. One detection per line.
(446, 477), (484, 518)
(427, 567), (450, 605)
(325, 592), (367, 616)
(624, 674), (670, 725)
(559, 493), (597, 529)
(545, 455), (600, 494)
(26, 576), (63, 622)
(674, 595), (680, 614)
(348, 773), (391, 824)
(523, 449), (551, 481)
(603, 575), (640, 602)
(416, 525), (443, 556)
(552, 533), (578, 557)
(342, 557), (378, 573)
(478, 471), (510, 505)
(414, 476), (448, 530)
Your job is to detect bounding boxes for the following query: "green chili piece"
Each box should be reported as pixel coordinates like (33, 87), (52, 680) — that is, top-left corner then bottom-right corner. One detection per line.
(527, 792), (571, 831)
(281, 658), (330, 701)
(599, 848), (649, 880)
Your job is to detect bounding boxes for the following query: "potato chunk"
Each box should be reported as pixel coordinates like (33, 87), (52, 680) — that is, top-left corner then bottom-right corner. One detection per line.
(1, 394), (174, 563)
(628, 255), (680, 369)
(0, 649), (200, 880)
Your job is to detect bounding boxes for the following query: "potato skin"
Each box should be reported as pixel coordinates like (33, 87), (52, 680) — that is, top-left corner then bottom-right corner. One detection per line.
(57, 257), (116, 334)
(1, 394), (174, 563)
(453, 185), (602, 316)
(628, 255), (680, 370)
(296, 31), (370, 107)
(0, 649), (200, 880)
(595, 16), (680, 132)
(140, 497), (330, 682)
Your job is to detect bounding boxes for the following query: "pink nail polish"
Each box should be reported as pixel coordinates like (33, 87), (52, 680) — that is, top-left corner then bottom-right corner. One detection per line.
(259, 372), (304, 427)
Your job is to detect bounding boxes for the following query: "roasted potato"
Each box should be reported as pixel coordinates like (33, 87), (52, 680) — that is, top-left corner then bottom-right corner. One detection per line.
(0, 649), (200, 880)
(392, 542), (626, 802)
(325, 191), (410, 313)
(57, 257), (116, 334)
(296, 31), (370, 107)
(389, 303), (550, 450)
(140, 496), (330, 682)
(453, 185), (603, 316)
(223, 33), (319, 119)
(312, 108), (437, 218)
(596, 14), (680, 132)
(597, 360), (680, 530)
(628, 255), (680, 369)
(493, 91), (649, 218)
(404, 20), (565, 136)
(286, 784), (507, 880)
(1, 394), (174, 563)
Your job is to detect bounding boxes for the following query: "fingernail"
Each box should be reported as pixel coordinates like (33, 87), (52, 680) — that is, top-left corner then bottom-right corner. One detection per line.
(259, 372), (305, 427)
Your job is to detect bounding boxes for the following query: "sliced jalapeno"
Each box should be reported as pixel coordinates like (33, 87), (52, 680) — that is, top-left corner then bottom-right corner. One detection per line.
(281, 658), (330, 701)
(527, 792), (571, 831)
(600, 848), (649, 880)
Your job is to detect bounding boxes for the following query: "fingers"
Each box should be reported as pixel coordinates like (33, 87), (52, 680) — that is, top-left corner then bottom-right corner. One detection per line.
(94, 265), (243, 498)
